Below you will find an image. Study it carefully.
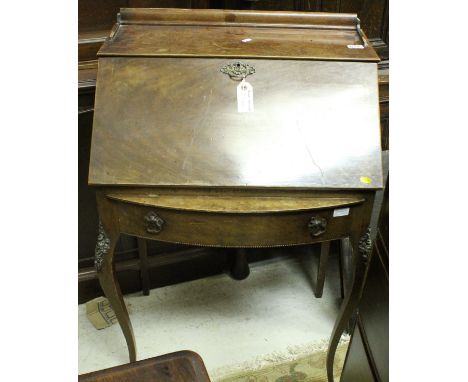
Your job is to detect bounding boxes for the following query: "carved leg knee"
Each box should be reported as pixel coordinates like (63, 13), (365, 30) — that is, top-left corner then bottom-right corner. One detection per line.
(95, 221), (137, 362)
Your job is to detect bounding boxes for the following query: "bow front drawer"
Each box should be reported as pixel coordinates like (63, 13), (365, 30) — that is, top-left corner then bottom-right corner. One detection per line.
(108, 193), (364, 247)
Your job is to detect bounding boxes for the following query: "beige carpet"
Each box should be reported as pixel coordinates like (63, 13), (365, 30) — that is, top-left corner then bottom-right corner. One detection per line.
(79, 251), (344, 376)
(213, 340), (348, 382)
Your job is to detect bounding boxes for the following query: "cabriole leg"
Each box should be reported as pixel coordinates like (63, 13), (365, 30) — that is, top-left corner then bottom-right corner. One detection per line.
(326, 228), (371, 382)
(95, 221), (137, 362)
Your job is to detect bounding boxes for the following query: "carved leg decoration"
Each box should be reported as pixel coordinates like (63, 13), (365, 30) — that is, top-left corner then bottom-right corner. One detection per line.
(95, 221), (137, 362)
(326, 228), (371, 382)
(315, 241), (330, 298)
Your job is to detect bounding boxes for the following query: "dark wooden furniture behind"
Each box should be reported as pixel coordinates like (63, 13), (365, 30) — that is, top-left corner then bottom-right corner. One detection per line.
(88, 8), (382, 382)
(79, 2), (215, 304)
(79, 351), (211, 382)
(341, 178), (388, 382)
(215, 0), (388, 60)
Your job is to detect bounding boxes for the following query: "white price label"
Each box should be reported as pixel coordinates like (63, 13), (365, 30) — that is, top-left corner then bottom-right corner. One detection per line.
(347, 44), (365, 49)
(333, 208), (350, 217)
(237, 79), (254, 113)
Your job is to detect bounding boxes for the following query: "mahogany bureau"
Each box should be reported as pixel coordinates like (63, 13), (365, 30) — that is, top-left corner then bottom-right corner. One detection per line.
(88, 8), (382, 382)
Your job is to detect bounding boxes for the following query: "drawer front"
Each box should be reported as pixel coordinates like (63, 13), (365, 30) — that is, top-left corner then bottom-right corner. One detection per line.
(114, 201), (356, 247)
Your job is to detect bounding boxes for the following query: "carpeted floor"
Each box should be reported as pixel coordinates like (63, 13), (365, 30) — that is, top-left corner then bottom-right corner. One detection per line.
(217, 342), (348, 382)
(79, 247), (345, 379)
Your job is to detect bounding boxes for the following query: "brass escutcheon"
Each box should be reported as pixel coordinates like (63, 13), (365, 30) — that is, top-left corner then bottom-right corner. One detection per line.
(221, 61), (256, 81)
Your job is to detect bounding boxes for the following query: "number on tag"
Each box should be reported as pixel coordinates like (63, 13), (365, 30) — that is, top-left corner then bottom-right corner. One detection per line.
(237, 79), (254, 113)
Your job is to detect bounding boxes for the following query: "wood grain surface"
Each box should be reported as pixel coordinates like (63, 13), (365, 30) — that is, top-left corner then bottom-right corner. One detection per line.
(97, 8), (379, 61)
(106, 193), (365, 213)
(78, 350), (211, 381)
(87, 9), (382, 380)
(89, 58), (382, 189)
(114, 198), (358, 247)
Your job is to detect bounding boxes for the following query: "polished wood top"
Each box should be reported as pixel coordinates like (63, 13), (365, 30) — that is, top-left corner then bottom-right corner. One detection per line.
(89, 58), (382, 189)
(107, 193), (365, 213)
(79, 350), (211, 382)
(97, 8), (379, 62)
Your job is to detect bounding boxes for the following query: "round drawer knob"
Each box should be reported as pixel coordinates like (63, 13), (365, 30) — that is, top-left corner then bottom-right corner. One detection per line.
(144, 211), (164, 234)
(308, 216), (327, 237)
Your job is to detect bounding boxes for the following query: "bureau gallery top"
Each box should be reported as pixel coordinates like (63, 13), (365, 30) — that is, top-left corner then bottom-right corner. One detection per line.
(89, 8), (382, 190)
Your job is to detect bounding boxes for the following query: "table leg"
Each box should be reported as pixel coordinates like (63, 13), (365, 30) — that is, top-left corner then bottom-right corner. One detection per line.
(94, 221), (137, 362)
(339, 238), (353, 300)
(228, 248), (250, 280)
(315, 241), (330, 298)
(137, 238), (151, 296)
(326, 228), (371, 382)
